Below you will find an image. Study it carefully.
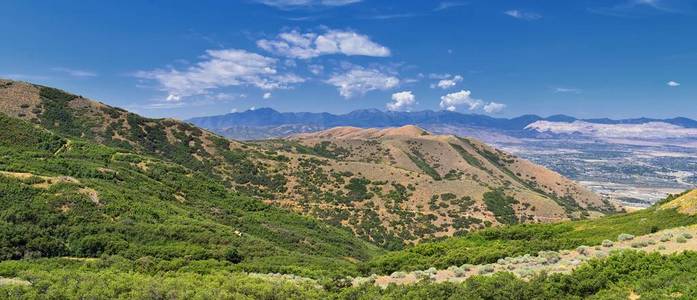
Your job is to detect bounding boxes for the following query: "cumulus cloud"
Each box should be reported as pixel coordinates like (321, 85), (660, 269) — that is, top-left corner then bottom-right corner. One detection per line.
(326, 66), (399, 98)
(439, 90), (483, 111)
(257, 29), (390, 59)
(134, 49), (303, 101)
(667, 80), (681, 87)
(504, 9), (541, 20)
(430, 74), (463, 89)
(263, 92), (272, 99)
(386, 91), (416, 111)
(254, 0), (361, 9)
(439, 89), (505, 114)
(483, 102), (506, 114)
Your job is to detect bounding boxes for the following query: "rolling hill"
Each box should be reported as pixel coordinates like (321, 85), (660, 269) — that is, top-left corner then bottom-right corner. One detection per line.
(0, 79), (615, 249)
(2, 78), (697, 298)
(275, 126), (614, 246)
(0, 112), (381, 278)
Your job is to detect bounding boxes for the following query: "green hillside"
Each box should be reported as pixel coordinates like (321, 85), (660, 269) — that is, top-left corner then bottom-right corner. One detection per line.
(0, 113), (381, 279)
(366, 193), (697, 274)
(3, 81), (697, 298)
(0, 79), (617, 249)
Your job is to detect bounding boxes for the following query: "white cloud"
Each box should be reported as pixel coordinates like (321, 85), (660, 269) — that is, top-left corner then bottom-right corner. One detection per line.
(166, 94), (181, 101)
(135, 49), (303, 101)
(308, 64), (324, 75)
(386, 91), (416, 111)
(263, 92), (272, 99)
(257, 29), (390, 59)
(554, 87), (582, 93)
(326, 66), (399, 98)
(667, 80), (681, 87)
(428, 73), (452, 79)
(431, 75), (463, 89)
(527, 121), (697, 139)
(439, 89), (505, 114)
(504, 9), (542, 20)
(439, 90), (483, 111)
(434, 1), (468, 11)
(589, 0), (686, 17)
(483, 102), (506, 114)
(52, 67), (97, 78)
(254, 0), (361, 9)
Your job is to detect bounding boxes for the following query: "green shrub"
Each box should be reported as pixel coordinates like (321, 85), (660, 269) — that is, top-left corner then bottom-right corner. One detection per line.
(660, 234), (673, 242)
(225, 248), (243, 264)
(576, 245), (590, 255)
(617, 233), (635, 241)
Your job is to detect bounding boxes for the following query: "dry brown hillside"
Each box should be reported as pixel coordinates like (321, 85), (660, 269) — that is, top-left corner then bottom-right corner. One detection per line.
(0, 78), (614, 249)
(277, 127), (613, 244)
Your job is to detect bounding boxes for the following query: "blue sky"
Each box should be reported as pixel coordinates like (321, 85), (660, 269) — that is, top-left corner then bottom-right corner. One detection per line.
(1, 0), (695, 119)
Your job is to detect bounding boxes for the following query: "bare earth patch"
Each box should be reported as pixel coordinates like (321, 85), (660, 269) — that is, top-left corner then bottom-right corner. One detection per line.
(0, 277), (31, 286)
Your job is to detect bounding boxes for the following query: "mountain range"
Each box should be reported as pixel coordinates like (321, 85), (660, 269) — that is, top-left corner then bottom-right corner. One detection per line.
(188, 108), (697, 140)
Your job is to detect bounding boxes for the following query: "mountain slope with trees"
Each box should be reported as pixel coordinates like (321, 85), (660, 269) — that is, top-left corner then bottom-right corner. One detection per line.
(0, 79), (614, 249)
(1, 79), (697, 298)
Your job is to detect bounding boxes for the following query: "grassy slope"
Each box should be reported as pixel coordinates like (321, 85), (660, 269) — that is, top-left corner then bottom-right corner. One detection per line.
(1, 112), (697, 298)
(0, 114), (381, 278)
(0, 80), (615, 248)
(366, 199), (697, 274)
(3, 242), (697, 299)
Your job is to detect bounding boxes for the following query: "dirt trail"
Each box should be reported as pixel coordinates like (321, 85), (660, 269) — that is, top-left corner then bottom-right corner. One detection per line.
(367, 225), (697, 287)
(0, 171), (80, 188)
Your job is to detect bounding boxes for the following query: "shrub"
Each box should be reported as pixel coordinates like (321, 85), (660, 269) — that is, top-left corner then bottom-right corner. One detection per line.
(601, 240), (614, 247)
(677, 237), (687, 243)
(517, 268), (535, 278)
(224, 247), (243, 264)
(618, 233), (635, 241)
(413, 271), (430, 281)
(448, 266), (467, 277)
(658, 245), (667, 250)
(390, 271), (407, 279)
(631, 241), (648, 248)
(478, 264), (495, 274)
(681, 233), (693, 239)
(660, 234), (673, 242)
(576, 246), (590, 255)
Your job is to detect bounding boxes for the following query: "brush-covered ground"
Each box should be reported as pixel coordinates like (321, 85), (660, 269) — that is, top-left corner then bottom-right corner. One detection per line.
(2, 185), (697, 299)
(0, 79), (615, 250)
(2, 80), (697, 299)
(0, 115), (695, 299)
